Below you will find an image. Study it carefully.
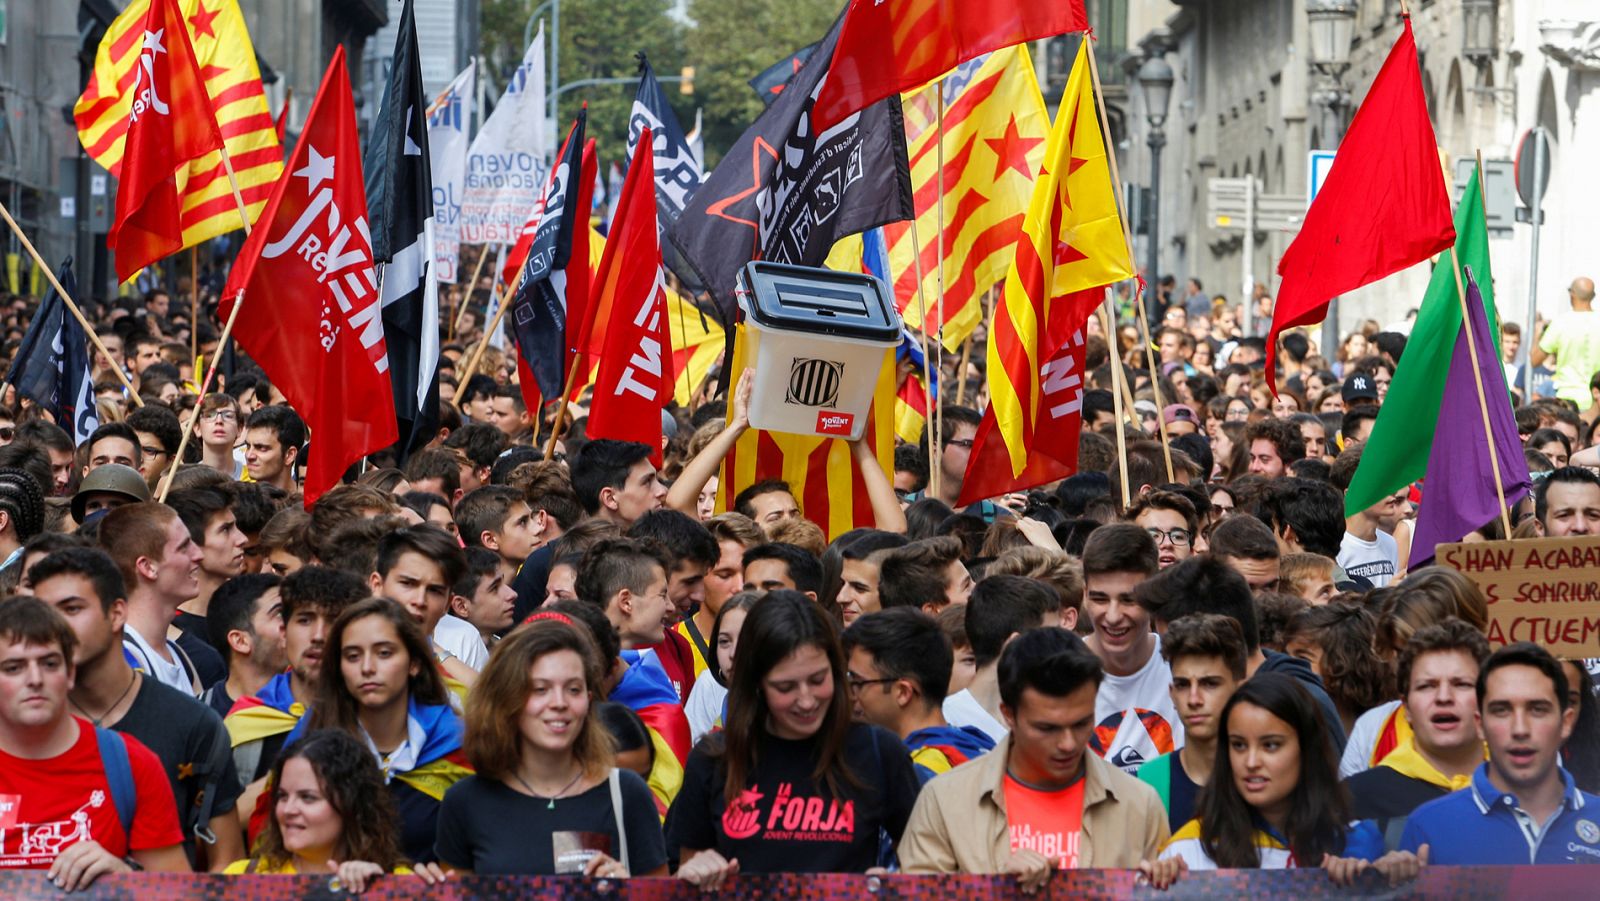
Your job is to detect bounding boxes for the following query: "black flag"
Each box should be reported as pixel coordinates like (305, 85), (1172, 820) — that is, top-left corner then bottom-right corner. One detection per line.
(509, 110), (593, 401)
(748, 42), (818, 107)
(4, 259), (97, 445)
(365, 0), (438, 461)
(669, 17), (913, 325)
(628, 54), (704, 293)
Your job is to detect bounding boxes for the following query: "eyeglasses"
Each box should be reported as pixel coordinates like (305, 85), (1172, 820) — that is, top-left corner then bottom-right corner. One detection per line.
(141, 445), (165, 459)
(846, 674), (897, 694)
(1146, 527), (1193, 547)
(203, 409), (238, 423)
(945, 438), (975, 450)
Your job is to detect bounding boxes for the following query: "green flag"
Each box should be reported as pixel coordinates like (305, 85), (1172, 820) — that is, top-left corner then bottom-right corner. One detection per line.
(1344, 170), (1499, 516)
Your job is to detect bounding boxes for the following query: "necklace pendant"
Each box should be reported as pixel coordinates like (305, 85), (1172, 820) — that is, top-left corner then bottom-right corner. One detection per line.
(547, 798), (556, 810)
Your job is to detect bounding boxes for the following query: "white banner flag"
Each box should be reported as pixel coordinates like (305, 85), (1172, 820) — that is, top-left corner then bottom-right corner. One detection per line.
(460, 25), (547, 246)
(427, 60), (475, 284)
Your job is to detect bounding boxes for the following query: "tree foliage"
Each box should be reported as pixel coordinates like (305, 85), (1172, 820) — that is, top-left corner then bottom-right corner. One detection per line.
(685, 0), (838, 166)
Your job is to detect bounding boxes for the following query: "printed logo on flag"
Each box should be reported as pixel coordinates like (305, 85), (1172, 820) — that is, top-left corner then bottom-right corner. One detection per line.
(786, 358), (842, 406)
(815, 411), (855, 437)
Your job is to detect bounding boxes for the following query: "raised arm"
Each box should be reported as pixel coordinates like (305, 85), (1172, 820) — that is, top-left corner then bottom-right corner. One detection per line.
(852, 435), (907, 534)
(666, 370), (753, 515)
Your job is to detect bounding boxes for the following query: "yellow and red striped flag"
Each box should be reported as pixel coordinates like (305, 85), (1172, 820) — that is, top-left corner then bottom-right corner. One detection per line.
(885, 46), (1048, 352)
(985, 40), (1132, 479)
(667, 292), (724, 407)
(716, 325), (896, 540)
(75, 0), (282, 253)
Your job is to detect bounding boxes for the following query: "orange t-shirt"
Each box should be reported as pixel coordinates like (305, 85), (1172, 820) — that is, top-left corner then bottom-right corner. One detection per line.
(1002, 774), (1085, 869)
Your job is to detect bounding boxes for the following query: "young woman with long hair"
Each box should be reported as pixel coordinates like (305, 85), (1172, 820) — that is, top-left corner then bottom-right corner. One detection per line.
(434, 616), (667, 876)
(669, 590), (920, 889)
(1140, 674), (1422, 888)
(293, 598), (471, 863)
(225, 730), (448, 890)
(685, 591), (760, 744)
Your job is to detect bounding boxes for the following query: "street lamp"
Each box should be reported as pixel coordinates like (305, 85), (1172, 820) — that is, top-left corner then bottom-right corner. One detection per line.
(1462, 0), (1499, 68)
(1137, 54), (1174, 322)
(1306, 0), (1357, 357)
(1306, 0), (1358, 145)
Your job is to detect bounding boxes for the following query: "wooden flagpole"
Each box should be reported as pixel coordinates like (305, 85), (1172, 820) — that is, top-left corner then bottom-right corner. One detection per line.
(451, 246), (492, 340)
(453, 278), (514, 408)
(0, 200), (143, 405)
(544, 353), (584, 461)
(1085, 36), (1174, 482)
(1102, 292), (1131, 507)
(158, 137), (260, 498)
(906, 221), (941, 502)
(189, 246), (199, 363)
(158, 287), (247, 501)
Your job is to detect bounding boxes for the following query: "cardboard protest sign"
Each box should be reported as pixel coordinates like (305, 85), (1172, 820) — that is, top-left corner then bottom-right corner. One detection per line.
(1436, 535), (1600, 656)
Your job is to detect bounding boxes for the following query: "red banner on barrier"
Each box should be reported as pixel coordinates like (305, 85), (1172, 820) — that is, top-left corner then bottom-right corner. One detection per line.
(0, 867), (1590, 899)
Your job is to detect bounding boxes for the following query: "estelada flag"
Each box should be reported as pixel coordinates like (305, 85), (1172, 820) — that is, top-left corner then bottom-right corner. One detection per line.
(812, 0), (1087, 130)
(976, 38), (1131, 487)
(1265, 16), (1455, 381)
(106, 0), (224, 282)
(77, 0), (283, 250)
(586, 127), (675, 467)
(220, 47), (398, 506)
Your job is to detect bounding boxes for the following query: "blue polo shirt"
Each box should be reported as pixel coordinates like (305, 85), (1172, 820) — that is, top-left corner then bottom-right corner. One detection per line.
(1400, 762), (1600, 865)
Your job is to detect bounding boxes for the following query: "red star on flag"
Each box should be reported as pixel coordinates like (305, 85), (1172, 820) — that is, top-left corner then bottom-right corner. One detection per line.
(188, 1), (219, 41)
(984, 116), (1045, 181)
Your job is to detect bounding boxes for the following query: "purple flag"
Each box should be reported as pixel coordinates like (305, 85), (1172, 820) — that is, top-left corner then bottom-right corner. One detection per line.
(1411, 267), (1532, 565)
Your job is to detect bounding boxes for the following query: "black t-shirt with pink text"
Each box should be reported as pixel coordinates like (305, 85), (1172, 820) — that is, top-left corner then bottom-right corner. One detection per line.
(666, 723), (919, 873)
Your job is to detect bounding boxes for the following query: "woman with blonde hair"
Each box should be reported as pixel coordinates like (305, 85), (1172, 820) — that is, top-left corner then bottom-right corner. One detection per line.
(434, 615), (667, 876)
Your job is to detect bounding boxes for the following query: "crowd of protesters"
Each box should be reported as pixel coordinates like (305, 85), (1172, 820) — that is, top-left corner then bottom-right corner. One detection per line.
(0, 277), (1597, 894)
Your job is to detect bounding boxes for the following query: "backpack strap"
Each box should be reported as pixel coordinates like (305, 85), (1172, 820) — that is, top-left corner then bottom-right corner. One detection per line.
(682, 618), (712, 673)
(168, 638), (203, 696)
(94, 726), (137, 839)
(188, 720), (235, 845)
(608, 768), (630, 876)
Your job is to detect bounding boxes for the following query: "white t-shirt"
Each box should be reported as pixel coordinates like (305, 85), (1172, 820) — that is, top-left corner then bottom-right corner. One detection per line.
(942, 688), (1009, 744)
(1339, 699), (1402, 778)
(685, 670), (727, 745)
(1093, 633), (1183, 774)
(122, 627), (196, 696)
(432, 614), (490, 670)
(1338, 530), (1399, 587)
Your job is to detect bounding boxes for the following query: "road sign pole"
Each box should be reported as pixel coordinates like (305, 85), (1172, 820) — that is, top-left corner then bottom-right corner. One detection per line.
(1242, 177), (1255, 337)
(1523, 126), (1547, 395)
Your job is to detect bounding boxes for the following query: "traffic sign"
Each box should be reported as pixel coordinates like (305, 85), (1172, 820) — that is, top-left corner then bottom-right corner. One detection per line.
(1515, 128), (1552, 207)
(1307, 150), (1336, 202)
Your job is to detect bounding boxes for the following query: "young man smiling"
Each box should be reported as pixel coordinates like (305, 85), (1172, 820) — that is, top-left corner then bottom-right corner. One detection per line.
(1079, 524), (1182, 774)
(1401, 642), (1600, 864)
(99, 503), (224, 696)
(900, 627), (1169, 885)
(1135, 614), (1246, 832)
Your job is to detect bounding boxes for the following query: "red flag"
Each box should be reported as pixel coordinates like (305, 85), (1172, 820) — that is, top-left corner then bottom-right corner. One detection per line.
(957, 289), (1097, 507)
(1266, 17), (1455, 381)
(812, 0), (1088, 131)
(586, 127), (674, 467)
(107, 0), (225, 282)
(221, 47), (397, 506)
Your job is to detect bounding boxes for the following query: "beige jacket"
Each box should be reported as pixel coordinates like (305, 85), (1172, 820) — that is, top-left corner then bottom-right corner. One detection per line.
(898, 738), (1170, 872)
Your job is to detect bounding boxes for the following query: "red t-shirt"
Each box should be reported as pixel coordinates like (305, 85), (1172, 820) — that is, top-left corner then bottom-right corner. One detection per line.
(1003, 774), (1086, 869)
(0, 717), (182, 869)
